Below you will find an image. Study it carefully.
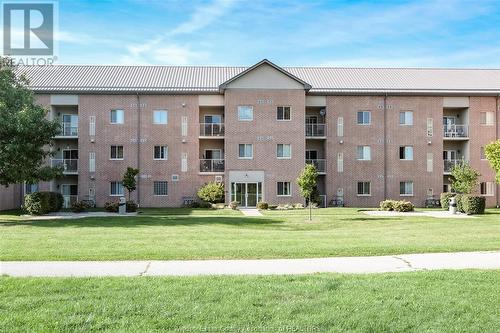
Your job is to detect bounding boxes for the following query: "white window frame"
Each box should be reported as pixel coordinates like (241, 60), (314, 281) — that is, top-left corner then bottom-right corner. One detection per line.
(110, 181), (124, 196)
(204, 149), (223, 160)
(480, 147), (486, 160)
(399, 146), (413, 161)
(426, 153), (433, 172)
(153, 181), (168, 196)
(153, 110), (168, 124)
(277, 144), (292, 159)
(154, 145), (168, 160)
(181, 116), (188, 136)
(89, 152), (96, 173)
(277, 181), (291, 197)
(238, 144), (253, 159)
(426, 118), (433, 137)
(357, 111), (371, 125)
(480, 182), (495, 196)
(276, 106), (291, 121)
(238, 105), (254, 121)
(337, 117), (344, 137)
(110, 109), (124, 124)
(480, 112), (495, 126)
(399, 111), (413, 126)
(357, 181), (371, 196)
(337, 152), (344, 173)
(25, 183), (39, 195)
(356, 146), (371, 161)
(110, 145), (124, 160)
(400, 181), (414, 196)
(181, 152), (188, 172)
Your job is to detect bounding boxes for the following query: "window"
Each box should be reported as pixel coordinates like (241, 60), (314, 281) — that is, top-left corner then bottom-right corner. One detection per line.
(238, 106), (253, 121)
(427, 118), (433, 137)
(277, 182), (291, 196)
(89, 152), (95, 172)
(337, 153), (344, 173)
(480, 147), (486, 160)
(153, 110), (168, 124)
(181, 116), (188, 136)
(110, 145), (124, 159)
(277, 106), (291, 120)
(480, 112), (495, 125)
(337, 117), (344, 137)
(357, 182), (371, 196)
(480, 182), (495, 196)
(277, 144), (291, 159)
(357, 146), (371, 160)
(427, 153), (433, 172)
(110, 181), (123, 196)
(110, 110), (124, 124)
(238, 144), (253, 159)
(154, 181), (168, 196)
(357, 111), (371, 125)
(25, 183), (39, 194)
(181, 152), (188, 172)
(400, 181), (414, 196)
(399, 146), (413, 160)
(89, 116), (96, 136)
(172, 174), (179, 182)
(154, 145), (168, 160)
(399, 111), (413, 125)
(427, 188), (434, 198)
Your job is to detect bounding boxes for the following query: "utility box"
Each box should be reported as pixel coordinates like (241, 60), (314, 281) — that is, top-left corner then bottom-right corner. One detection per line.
(449, 197), (457, 214)
(118, 197), (126, 214)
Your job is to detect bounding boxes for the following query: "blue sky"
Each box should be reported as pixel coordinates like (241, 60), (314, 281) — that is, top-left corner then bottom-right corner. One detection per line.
(28, 0), (500, 67)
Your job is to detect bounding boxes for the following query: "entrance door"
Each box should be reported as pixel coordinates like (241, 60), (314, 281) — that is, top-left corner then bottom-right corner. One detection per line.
(305, 150), (318, 160)
(246, 183), (258, 207)
(443, 150), (457, 160)
(231, 182), (261, 207)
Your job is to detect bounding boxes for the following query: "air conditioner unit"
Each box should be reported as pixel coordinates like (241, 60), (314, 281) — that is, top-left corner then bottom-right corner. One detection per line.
(172, 174), (179, 182)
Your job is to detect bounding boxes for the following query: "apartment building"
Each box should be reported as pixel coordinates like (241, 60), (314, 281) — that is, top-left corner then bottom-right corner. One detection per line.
(1, 59), (499, 210)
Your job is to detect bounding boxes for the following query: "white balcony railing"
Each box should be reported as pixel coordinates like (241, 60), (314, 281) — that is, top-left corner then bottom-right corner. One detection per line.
(200, 123), (225, 137)
(443, 124), (468, 138)
(444, 159), (466, 173)
(57, 122), (78, 137)
(51, 159), (78, 174)
(305, 123), (326, 137)
(200, 159), (225, 172)
(306, 159), (326, 173)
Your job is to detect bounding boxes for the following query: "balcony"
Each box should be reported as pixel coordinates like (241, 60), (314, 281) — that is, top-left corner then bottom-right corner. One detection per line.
(444, 159), (466, 173)
(305, 123), (326, 138)
(443, 125), (468, 139)
(55, 122), (78, 138)
(200, 123), (225, 137)
(51, 159), (78, 174)
(200, 159), (224, 173)
(306, 159), (326, 174)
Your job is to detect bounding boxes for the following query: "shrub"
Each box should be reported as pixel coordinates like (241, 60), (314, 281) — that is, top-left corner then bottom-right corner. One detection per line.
(24, 192), (50, 215)
(104, 201), (119, 213)
(440, 193), (455, 210)
(48, 192), (64, 212)
(380, 200), (398, 211)
(454, 194), (465, 213)
(257, 202), (269, 210)
(126, 200), (137, 212)
(461, 195), (486, 215)
(211, 203), (225, 209)
(71, 201), (89, 213)
(197, 182), (225, 204)
(198, 201), (212, 209)
(393, 200), (415, 212)
(229, 201), (238, 210)
(268, 204), (278, 210)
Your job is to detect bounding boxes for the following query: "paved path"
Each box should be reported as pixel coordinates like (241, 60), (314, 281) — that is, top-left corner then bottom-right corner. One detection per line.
(22, 212), (138, 220)
(363, 210), (475, 219)
(239, 208), (263, 216)
(1, 251), (498, 277)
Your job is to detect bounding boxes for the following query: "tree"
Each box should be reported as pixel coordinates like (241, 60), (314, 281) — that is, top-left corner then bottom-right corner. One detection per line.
(0, 59), (61, 186)
(485, 140), (500, 184)
(450, 161), (480, 194)
(297, 164), (318, 221)
(122, 167), (139, 200)
(197, 182), (225, 204)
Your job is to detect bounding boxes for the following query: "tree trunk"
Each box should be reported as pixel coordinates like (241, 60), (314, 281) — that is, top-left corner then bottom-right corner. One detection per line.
(309, 194), (312, 221)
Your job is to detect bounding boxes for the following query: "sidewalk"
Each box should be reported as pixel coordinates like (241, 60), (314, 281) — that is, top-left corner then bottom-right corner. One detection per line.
(1, 251), (498, 277)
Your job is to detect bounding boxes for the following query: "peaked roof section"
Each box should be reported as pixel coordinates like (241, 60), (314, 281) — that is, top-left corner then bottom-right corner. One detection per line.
(218, 59), (312, 91)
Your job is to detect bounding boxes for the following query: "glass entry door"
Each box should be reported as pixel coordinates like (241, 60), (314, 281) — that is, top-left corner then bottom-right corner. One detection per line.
(246, 183), (258, 207)
(231, 182), (262, 207)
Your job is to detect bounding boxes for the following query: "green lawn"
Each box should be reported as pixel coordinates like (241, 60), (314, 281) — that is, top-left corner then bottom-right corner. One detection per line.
(1, 208), (499, 260)
(1, 270), (498, 332)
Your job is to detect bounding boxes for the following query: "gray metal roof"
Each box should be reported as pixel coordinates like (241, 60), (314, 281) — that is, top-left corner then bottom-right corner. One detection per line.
(15, 63), (500, 95)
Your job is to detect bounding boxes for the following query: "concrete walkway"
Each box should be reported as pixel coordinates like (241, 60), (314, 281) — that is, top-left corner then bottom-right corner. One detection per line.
(363, 210), (475, 219)
(22, 212), (138, 221)
(239, 208), (263, 216)
(1, 251), (498, 277)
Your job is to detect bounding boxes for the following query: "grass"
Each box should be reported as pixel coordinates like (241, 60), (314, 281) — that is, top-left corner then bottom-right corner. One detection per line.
(0, 270), (499, 332)
(0, 208), (499, 261)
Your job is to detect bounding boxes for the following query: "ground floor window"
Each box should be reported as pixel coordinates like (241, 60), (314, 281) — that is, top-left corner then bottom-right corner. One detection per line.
(110, 181), (124, 196)
(480, 182), (494, 196)
(25, 183), (39, 194)
(154, 181), (168, 196)
(277, 182), (291, 196)
(400, 181), (414, 196)
(357, 182), (371, 196)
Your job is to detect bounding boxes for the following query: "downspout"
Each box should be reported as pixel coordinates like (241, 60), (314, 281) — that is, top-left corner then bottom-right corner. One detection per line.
(496, 94), (499, 208)
(383, 94), (388, 200)
(136, 94), (141, 207)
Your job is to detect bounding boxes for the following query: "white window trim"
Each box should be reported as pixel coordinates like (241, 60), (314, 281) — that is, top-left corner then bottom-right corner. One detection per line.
(153, 110), (168, 125)
(481, 182), (495, 196)
(238, 105), (254, 121)
(400, 182), (414, 197)
(400, 146), (414, 161)
(399, 111), (414, 126)
(356, 146), (371, 161)
(357, 182), (371, 196)
(110, 182), (124, 196)
(153, 181), (169, 196)
(110, 109), (124, 124)
(277, 144), (292, 159)
(110, 146), (124, 160)
(238, 144), (253, 159)
(276, 106), (292, 121)
(357, 111), (371, 125)
(277, 182), (292, 197)
(153, 146), (168, 160)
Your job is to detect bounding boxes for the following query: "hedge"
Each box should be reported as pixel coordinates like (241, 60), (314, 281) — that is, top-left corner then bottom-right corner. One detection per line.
(461, 195), (486, 215)
(24, 191), (63, 215)
(440, 192), (455, 210)
(257, 202), (269, 210)
(380, 199), (414, 212)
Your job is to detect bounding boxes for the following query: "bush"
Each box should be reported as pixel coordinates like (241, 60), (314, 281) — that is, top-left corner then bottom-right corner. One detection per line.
(24, 192), (50, 215)
(126, 200), (137, 212)
(197, 182), (225, 204)
(380, 200), (398, 211)
(104, 201), (119, 213)
(211, 203), (225, 209)
(393, 200), (415, 212)
(268, 205), (278, 210)
(440, 193), (455, 210)
(461, 195), (486, 215)
(71, 201), (90, 213)
(229, 201), (238, 210)
(454, 194), (465, 213)
(198, 201), (212, 209)
(293, 203), (304, 209)
(48, 192), (63, 212)
(257, 202), (268, 210)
